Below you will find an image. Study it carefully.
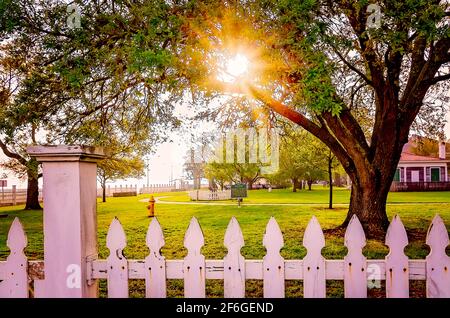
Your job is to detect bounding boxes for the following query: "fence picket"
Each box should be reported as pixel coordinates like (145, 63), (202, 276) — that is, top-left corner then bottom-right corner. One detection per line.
(385, 215), (409, 298)
(224, 217), (245, 298)
(183, 217), (205, 298)
(0, 218), (28, 298)
(262, 217), (285, 298)
(145, 217), (166, 298)
(425, 214), (450, 298)
(106, 217), (128, 298)
(344, 215), (367, 298)
(303, 216), (326, 298)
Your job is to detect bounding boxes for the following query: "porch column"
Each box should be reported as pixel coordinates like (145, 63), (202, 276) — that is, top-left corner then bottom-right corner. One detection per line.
(27, 145), (105, 298)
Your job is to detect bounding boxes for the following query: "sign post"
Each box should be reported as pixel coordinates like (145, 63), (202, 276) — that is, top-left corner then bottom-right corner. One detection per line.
(231, 183), (248, 208)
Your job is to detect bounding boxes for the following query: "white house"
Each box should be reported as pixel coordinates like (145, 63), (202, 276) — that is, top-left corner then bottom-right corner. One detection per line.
(391, 140), (450, 191)
(395, 141), (449, 183)
(0, 152), (28, 189)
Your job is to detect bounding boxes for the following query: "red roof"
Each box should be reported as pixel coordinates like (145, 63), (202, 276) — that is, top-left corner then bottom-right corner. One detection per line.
(400, 151), (444, 162)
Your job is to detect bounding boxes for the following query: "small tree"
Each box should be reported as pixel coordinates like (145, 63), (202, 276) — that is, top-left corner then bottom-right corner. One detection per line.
(274, 129), (308, 192)
(98, 157), (144, 202)
(204, 162), (232, 190)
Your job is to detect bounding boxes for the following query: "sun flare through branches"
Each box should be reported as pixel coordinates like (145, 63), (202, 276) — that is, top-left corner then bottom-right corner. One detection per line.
(218, 53), (250, 83)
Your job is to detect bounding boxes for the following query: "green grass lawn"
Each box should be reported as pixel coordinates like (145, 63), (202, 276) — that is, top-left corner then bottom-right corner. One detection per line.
(0, 188), (449, 298)
(159, 185), (450, 204)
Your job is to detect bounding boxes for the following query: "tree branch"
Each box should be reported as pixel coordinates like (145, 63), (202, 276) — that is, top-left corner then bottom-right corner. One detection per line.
(330, 45), (373, 86)
(426, 73), (450, 85)
(0, 139), (27, 166)
(246, 85), (355, 173)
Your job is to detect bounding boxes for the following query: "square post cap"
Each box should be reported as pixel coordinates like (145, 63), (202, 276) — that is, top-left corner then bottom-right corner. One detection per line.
(27, 145), (106, 163)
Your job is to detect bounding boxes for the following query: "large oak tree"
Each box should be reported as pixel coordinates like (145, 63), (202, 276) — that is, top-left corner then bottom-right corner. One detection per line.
(179, 0), (450, 237)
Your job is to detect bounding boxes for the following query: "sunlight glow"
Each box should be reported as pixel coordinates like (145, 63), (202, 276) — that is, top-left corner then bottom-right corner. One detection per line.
(226, 54), (249, 78)
(218, 53), (250, 83)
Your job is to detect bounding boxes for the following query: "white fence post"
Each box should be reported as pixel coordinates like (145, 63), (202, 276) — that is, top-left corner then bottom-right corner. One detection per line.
(0, 218), (28, 297)
(183, 217), (206, 298)
(262, 217), (285, 298)
(224, 217), (245, 298)
(27, 145), (105, 298)
(385, 215), (409, 298)
(344, 215), (367, 298)
(106, 217), (129, 298)
(145, 217), (166, 298)
(426, 214), (450, 297)
(303, 216), (326, 298)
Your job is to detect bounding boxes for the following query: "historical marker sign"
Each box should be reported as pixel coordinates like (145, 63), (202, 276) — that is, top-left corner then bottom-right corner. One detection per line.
(231, 183), (247, 199)
(0, 180), (7, 187)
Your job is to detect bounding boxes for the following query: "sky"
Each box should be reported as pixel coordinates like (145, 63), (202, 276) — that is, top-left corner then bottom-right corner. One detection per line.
(110, 101), (218, 187)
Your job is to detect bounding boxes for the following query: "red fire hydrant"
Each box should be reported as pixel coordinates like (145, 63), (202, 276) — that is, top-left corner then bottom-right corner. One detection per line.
(148, 195), (155, 217)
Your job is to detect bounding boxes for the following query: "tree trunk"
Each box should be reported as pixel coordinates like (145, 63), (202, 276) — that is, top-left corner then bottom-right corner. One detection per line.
(102, 179), (106, 203)
(25, 170), (41, 210)
(307, 180), (312, 191)
(292, 178), (298, 192)
(334, 172), (342, 187)
(342, 181), (390, 239)
(328, 158), (333, 209)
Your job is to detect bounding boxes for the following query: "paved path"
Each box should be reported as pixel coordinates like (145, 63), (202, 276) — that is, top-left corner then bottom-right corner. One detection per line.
(139, 196), (450, 206)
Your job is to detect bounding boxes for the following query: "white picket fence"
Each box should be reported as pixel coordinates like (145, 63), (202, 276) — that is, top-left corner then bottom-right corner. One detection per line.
(0, 214), (449, 298)
(189, 190), (232, 201)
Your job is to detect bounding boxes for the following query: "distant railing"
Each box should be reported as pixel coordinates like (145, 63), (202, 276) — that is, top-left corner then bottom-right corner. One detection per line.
(97, 185), (139, 197)
(390, 181), (450, 192)
(96, 184), (186, 198)
(140, 184), (177, 194)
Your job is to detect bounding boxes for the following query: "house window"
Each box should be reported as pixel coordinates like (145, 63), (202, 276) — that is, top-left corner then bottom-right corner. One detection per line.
(393, 169), (400, 182)
(431, 167), (440, 182)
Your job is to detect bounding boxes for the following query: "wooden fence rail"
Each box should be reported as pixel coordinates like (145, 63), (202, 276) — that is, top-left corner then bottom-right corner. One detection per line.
(0, 214), (448, 298)
(0, 187), (43, 207)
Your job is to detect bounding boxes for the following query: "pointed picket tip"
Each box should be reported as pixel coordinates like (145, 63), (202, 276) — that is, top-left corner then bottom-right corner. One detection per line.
(344, 215), (366, 250)
(303, 216), (325, 250)
(224, 217), (244, 250)
(184, 217), (204, 251)
(426, 214), (449, 250)
(263, 217), (283, 250)
(146, 217), (165, 252)
(385, 215), (408, 249)
(7, 217), (27, 251)
(106, 217), (127, 250)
